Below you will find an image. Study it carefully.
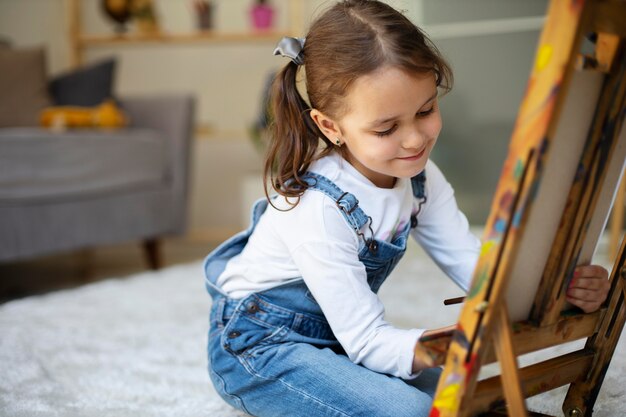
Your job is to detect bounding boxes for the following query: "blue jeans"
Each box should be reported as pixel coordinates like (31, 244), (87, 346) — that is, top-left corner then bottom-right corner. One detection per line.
(207, 282), (441, 417)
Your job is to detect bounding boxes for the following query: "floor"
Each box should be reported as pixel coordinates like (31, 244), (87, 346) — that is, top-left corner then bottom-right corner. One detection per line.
(0, 238), (218, 303)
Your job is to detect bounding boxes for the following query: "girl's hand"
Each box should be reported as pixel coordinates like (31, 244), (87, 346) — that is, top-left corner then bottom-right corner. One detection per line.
(413, 324), (456, 372)
(566, 265), (610, 313)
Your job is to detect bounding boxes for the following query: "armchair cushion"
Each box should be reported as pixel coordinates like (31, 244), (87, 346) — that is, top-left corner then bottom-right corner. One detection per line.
(0, 47), (52, 127)
(0, 127), (169, 202)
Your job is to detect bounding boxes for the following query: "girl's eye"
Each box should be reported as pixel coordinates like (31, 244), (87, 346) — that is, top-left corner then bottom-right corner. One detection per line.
(417, 107), (435, 117)
(374, 125), (397, 137)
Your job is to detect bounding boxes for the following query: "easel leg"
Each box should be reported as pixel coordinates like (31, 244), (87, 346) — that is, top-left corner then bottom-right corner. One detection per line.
(493, 303), (528, 417)
(609, 172), (625, 260)
(563, 237), (626, 417)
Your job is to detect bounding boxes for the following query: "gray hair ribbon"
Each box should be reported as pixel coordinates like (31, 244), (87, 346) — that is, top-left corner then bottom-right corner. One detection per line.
(273, 37), (306, 66)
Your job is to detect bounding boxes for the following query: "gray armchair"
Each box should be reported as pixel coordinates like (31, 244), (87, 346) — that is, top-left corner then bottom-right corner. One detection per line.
(0, 94), (195, 268)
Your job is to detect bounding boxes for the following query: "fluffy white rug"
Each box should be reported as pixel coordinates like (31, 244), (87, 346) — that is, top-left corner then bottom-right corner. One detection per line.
(0, 241), (623, 416)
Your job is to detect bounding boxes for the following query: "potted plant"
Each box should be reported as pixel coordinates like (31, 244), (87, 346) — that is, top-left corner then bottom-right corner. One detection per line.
(131, 0), (160, 34)
(250, 0), (275, 31)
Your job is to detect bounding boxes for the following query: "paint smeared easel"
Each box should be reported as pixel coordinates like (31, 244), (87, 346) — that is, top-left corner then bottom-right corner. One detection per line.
(422, 1), (626, 416)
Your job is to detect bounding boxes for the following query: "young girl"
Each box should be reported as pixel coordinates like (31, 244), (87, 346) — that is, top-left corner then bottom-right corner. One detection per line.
(204, 1), (610, 416)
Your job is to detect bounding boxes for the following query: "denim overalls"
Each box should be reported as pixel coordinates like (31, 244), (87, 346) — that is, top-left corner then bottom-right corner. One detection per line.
(204, 172), (441, 417)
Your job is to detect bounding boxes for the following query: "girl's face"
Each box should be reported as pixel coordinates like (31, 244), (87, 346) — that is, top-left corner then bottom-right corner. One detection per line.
(312, 66), (442, 188)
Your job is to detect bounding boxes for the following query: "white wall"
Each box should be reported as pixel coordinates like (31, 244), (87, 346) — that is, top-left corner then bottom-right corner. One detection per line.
(0, 0), (69, 74)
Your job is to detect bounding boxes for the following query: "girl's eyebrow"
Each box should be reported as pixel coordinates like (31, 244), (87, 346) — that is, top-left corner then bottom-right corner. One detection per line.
(367, 91), (438, 128)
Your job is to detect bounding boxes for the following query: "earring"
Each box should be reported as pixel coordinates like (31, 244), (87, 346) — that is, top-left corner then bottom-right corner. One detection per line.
(335, 137), (341, 146)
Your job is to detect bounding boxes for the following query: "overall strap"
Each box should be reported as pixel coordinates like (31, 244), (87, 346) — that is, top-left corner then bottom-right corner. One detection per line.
(409, 171), (427, 228)
(411, 171), (427, 199)
(301, 172), (371, 233)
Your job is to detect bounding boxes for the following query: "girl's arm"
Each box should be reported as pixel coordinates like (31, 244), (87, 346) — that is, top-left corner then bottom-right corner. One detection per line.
(292, 237), (425, 379)
(410, 160), (480, 292)
(412, 324), (456, 372)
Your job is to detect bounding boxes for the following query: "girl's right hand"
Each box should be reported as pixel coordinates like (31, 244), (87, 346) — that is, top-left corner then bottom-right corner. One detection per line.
(412, 324), (456, 372)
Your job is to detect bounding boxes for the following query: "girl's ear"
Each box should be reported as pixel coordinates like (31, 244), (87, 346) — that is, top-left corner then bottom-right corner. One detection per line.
(310, 109), (342, 141)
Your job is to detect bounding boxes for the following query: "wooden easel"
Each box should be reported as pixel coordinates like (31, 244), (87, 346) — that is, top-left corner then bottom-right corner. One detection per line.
(609, 175), (625, 259)
(422, 1), (626, 416)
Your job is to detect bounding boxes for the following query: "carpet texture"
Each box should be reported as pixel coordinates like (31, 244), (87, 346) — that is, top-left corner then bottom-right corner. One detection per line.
(1, 241), (623, 416)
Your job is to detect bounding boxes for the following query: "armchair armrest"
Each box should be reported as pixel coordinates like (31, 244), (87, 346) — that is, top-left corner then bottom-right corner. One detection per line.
(119, 94), (196, 234)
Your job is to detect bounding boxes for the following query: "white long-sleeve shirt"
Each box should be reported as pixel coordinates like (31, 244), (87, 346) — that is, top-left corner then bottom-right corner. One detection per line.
(217, 153), (480, 378)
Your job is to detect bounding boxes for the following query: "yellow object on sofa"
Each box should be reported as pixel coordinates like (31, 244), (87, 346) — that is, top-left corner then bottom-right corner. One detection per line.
(40, 99), (128, 129)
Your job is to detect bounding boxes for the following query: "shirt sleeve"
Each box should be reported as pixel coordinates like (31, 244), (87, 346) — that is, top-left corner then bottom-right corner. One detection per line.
(411, 160), (481, 292)
(289, 199), (424, 379)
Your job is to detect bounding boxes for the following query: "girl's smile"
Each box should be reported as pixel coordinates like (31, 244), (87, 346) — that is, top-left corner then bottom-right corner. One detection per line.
(397, 147), (427, 161)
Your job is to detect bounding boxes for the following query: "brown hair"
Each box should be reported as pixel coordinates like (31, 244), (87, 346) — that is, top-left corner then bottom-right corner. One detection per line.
(264, 0), (452, 205)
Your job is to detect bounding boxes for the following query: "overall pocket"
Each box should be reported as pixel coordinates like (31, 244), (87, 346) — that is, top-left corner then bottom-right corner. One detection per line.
(220, 311), (288, 356)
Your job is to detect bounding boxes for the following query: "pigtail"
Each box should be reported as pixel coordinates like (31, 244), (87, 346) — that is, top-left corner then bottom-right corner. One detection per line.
(263, 61), (328, 206)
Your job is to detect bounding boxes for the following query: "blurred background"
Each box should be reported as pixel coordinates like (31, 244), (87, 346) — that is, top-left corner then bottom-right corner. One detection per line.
(0, 0), (620, 298)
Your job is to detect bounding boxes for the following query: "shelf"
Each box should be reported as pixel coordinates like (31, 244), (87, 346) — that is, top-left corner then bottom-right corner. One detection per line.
(67, 0), (303, 64)
(78, 30), (292, 47)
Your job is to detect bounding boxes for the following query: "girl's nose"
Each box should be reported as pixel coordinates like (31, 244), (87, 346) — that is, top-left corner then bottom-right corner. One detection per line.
(402, 127), (426, 150)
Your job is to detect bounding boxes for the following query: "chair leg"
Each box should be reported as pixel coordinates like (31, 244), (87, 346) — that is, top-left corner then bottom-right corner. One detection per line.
(78, 248), (95, 282)
(143, 238), (163, 270)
